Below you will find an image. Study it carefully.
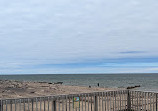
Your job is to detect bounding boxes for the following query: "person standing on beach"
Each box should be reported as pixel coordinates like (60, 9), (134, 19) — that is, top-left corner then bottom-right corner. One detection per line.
(97, 83), (99, 87)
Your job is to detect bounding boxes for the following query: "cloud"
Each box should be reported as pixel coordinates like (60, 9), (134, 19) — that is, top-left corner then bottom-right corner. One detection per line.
(0, 0), (158, 74)
(147, 68), (158, 71)
(119, 51), (146, 54)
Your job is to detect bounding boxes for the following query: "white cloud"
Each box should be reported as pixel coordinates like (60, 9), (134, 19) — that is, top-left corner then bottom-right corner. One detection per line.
(0, 0), (158, 73)
(147, 68), (158, 71)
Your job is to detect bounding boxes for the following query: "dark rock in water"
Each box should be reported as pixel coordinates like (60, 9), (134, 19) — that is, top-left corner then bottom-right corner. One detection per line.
(54, 82), (63, 84)
(127, 85), (140, 89)
(48, 82), (52, 84)
(135, 85), (141, 87)
(89, 86), (91, 88)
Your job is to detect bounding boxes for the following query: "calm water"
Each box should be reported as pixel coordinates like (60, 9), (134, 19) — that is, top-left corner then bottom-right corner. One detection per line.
(0, 74), (158, 92)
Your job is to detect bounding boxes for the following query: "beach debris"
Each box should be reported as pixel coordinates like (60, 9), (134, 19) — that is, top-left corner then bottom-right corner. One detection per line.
(2, 90), (5, 93)
(38, 81), (47, 83)
(41, 85), (49, 87)
(53, 82), (63, 85)
(30, 91), (35, 94)
(127, 85), (140, 89)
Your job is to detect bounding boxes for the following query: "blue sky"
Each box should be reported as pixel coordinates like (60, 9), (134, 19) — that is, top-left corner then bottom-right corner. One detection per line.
(0, 0), (158, 74)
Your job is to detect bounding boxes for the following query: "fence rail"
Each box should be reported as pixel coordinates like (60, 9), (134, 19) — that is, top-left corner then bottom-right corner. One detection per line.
(0, 90), (157, 111)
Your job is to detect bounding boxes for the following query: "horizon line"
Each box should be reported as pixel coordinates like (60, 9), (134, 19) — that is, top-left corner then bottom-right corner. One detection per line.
(1, 73), (158, 76)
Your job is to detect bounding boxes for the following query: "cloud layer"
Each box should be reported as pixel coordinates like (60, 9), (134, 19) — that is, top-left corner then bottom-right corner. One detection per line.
(0, 0), (158, 74)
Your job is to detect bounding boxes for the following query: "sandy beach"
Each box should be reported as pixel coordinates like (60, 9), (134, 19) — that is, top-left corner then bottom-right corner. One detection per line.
(0, 80), (122, 99)
(1, 80), (157, 111)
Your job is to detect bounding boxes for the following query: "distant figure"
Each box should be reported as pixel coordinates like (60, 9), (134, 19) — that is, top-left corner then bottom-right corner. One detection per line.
(97, 83), (99, 87)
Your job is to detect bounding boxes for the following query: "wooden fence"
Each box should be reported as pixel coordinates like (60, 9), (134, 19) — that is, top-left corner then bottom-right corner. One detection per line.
(0, 90), (157, 111)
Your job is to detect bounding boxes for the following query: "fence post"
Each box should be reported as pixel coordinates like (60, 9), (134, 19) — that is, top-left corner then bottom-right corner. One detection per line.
(52, 99), (56, 111)
(94, 94), (98, 111)
(156, 93), (157, 111)
(31, 99), (34, 111)
(10, 100), (12, 111)
(0, 100), (3, 111)
(127, 90), (131, 111)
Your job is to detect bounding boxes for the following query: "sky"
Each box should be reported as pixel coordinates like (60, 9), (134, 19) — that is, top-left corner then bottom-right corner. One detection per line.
(0, 0), (158, 74)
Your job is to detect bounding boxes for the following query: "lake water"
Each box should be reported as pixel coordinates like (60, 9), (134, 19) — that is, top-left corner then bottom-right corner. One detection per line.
(0, 74), (158, 92)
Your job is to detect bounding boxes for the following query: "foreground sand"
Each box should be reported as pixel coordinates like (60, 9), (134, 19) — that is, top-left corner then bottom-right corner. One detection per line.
(0, 80), (123, 99)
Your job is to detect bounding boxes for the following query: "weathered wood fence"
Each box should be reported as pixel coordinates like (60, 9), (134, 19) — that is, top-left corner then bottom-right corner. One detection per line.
(0, 90), (157, 111)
